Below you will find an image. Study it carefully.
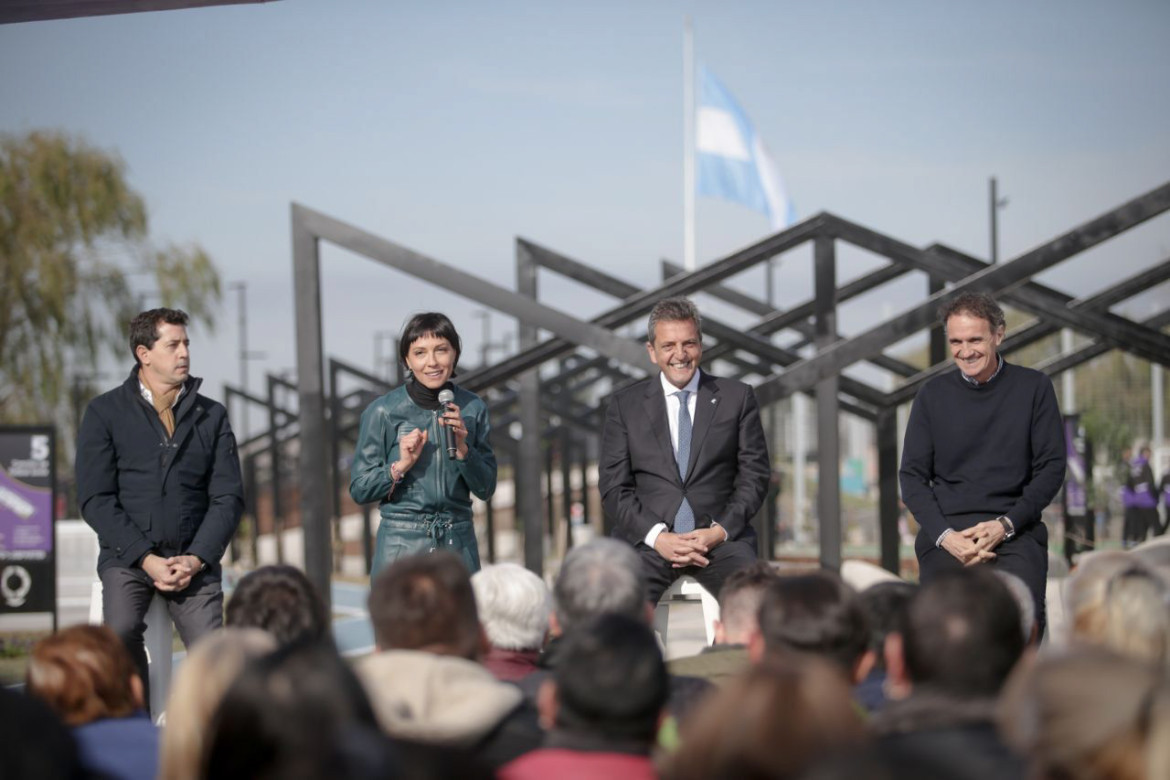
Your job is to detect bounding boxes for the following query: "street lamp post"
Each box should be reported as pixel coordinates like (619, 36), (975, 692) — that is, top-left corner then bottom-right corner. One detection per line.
(989, 177), (1010, 264)
(373, 330), (397, 382)
(228, 281), (267, 439)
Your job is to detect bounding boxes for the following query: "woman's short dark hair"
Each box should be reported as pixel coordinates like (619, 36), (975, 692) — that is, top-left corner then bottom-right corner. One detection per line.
(398, 312), (462, 375)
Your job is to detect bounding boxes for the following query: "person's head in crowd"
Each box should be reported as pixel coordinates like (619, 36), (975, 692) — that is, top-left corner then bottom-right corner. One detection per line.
(26, 624), (144, 726)
(859, 581), (916, 671)
(0, 686), (82, 780)
(664, 656), (865, 780)
(752, 569), (872, 684)
(369, 550), (484, 659)
(1130, 542), (1170, 576)
(994, 570), (1038, 647)
(1100, 566), (1170, 669)
(159, 628), (277, 780)
(537, 613), (667, 746)
(855, 581), (917, 707)
(471, 563), (551, 653)
(205, 640), (395, 780)
(887, 567), (1022, 699)
(1065, 550), (1147, 645)
(712, 561), (777, 646)
(552, 537), (647, 635)
(225, 564), (331, 648)
(999, 646), (1170, 780)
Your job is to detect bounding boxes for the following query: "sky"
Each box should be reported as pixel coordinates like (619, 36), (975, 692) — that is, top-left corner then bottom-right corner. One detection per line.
(2, 0), (1168, 438)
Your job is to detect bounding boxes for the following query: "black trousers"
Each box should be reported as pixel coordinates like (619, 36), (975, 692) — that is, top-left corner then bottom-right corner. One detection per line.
(637, 536), (757, 605)
(101, 566), (223, 714)
(917, 529), (1049, 641)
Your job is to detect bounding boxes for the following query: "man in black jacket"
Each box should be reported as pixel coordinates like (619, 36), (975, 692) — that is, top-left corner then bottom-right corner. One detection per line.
(871, 568), (1026, 779)
(76, 308), (243, 701)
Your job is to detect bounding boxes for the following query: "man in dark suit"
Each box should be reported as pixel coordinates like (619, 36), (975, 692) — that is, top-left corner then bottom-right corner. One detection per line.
(599, 297), (770, 603)
(76, 307), (244, 709)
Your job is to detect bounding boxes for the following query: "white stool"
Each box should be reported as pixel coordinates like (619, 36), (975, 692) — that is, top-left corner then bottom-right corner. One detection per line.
(653, 575), (720, 648)
(90, 571), (174, 719)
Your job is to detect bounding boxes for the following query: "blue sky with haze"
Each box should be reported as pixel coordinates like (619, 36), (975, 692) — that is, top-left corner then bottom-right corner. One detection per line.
(2, 0), (1167, 433)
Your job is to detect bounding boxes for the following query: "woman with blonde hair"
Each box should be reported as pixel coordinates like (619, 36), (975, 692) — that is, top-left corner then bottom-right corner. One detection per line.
(1099, 566), (1170, 669)
(158, 627), (277, 780)
(999, 647), (1170, 780)
(1062, 550), (1144, 644)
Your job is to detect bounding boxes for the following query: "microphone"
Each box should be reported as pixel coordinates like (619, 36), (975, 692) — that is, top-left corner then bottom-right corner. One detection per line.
(438, 388), (457, 460)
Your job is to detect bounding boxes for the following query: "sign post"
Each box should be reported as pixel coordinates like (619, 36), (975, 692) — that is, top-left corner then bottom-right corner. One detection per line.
(0, 426), (57, 630)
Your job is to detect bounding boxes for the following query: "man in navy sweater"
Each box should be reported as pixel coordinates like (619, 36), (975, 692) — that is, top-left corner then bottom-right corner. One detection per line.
(900, 292), (1065, 638)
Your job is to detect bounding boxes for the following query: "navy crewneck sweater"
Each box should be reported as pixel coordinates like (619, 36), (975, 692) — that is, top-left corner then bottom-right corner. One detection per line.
(899, 362), (1066, 542)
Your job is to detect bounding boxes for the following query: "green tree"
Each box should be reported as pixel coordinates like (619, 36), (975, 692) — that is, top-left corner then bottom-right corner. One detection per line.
(0, 130), (221, 434)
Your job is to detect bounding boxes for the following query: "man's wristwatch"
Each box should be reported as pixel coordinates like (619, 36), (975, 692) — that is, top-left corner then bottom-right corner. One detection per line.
(996, 516), (1015, 541)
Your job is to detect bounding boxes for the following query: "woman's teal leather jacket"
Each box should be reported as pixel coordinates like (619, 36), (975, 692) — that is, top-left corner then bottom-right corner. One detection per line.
(349, 383), (497, 521)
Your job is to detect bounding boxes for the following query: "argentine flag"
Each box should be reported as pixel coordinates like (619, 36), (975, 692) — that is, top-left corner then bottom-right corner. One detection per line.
(696, 65), (795, 230)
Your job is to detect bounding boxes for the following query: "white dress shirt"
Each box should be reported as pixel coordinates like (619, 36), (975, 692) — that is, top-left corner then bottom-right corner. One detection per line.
(644, 370), (725, 549)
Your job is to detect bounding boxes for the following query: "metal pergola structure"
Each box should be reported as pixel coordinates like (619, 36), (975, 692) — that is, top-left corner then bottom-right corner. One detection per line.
(286, 181), (1170, 611)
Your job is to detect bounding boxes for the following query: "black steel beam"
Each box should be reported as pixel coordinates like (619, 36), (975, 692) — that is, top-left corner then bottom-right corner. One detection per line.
(1036, 309), (1170, 377)
(753, 182), (1170, 405)
(661, 259), (919, 379)
(459, 215), (831, 391)
(295, 205), (648, 369)
(291, 205), (330, 609)
(876, 408), (900, 574)
(515, 240), (888, 416)
(923, 243), (1170, 364)
(814, 236), (841, 572)
(885, 256), (1170, 406)
(826, 208), (1170, 366)
(516, 241), (545, 575)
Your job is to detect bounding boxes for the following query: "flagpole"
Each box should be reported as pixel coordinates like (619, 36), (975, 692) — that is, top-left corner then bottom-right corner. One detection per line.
(683, 16), (695, 272)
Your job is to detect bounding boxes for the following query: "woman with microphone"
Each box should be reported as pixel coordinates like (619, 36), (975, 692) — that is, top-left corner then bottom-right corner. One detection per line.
(350, 312), (497, 580)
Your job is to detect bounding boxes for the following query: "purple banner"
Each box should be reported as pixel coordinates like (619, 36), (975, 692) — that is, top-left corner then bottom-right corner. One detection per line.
(0, 466), (52, 557)
(0, 428), (56, 615)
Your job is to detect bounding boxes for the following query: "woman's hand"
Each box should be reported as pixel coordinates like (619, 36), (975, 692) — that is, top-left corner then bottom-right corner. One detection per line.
(395, 428), (429, 475)
(440, 403), (470, 460)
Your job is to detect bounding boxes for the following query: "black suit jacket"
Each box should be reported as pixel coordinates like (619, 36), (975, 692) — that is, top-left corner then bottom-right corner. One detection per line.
(599, 370), (770, 546)
(76, 367), (244, 579)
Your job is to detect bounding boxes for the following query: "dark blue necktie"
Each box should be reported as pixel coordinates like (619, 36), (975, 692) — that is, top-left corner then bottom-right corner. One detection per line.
(673, 390), (695, 533)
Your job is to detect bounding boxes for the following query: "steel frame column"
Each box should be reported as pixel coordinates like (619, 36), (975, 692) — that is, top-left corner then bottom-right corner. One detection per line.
(928, 276), (946, 366)
(876, 407), (900, 574)
(267, 373), (285, 565)
(292, 204), (331, 611)
(516, 241), (544, 575)
(814, 236), (841, 571)
(560, 427), (574, 550)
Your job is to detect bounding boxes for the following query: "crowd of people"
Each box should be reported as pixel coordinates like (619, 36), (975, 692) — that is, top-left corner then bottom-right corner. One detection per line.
(6, 293), (1168, 779)
(3, 535), (1169, 779)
